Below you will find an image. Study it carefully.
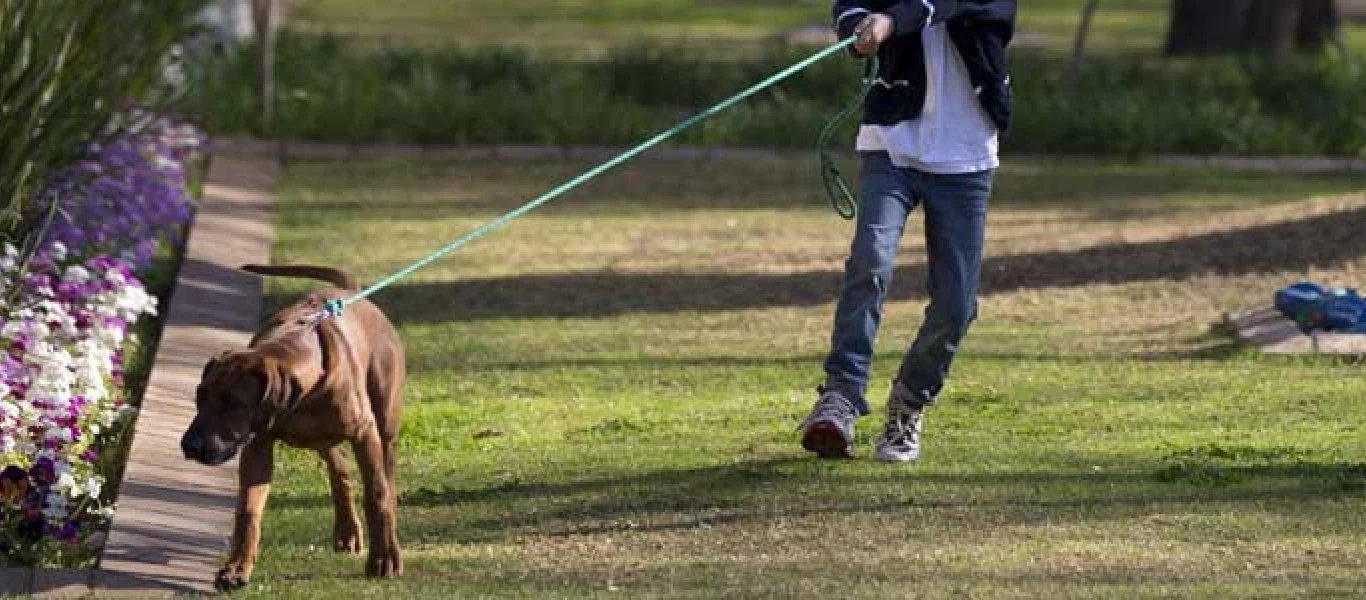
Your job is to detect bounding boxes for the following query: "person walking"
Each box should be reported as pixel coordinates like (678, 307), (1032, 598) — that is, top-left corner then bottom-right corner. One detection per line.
(800, 0), (1017, 462)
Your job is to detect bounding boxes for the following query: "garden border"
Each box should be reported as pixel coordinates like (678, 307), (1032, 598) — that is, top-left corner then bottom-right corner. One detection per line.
(208, 136), (1366, 175)
(1, 152), (279, 597)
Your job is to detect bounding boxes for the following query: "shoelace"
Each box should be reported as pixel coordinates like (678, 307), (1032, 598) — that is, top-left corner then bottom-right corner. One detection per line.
(800, 388), (857, 429)
(882, 404), (921, 444)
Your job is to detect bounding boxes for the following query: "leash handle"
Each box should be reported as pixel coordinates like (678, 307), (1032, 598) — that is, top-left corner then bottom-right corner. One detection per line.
(818, 53), (879, 221)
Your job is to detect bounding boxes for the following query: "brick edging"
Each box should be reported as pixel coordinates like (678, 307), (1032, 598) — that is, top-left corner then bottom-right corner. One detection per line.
(208, 136), (1366, 175)
(7, 153), (280, 598)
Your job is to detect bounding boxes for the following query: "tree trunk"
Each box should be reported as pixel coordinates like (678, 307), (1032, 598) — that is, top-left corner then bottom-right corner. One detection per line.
(1245, 0), (1302, 55)
(1297, 0), (1343, 49)
(1066, 0), (1101, 98)
(252, 0), (278, 131)
(1165, 0), (1340, 56)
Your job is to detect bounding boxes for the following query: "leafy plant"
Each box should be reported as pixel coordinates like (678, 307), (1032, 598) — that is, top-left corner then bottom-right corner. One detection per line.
(0, 0), (209, 242)
(181, 33), (1366, 157)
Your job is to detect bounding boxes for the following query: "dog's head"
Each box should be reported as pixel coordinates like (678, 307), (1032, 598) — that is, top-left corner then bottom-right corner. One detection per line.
(180, 351), (298, 465)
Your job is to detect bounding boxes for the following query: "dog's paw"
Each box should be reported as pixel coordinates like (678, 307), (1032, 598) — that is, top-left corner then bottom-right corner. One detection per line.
(365, 544), (403, 578)
(334, 523), (363, 554)
(214, 567), (251, 592)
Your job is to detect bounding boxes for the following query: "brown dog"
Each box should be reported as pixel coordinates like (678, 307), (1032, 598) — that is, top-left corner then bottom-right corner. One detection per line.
(179, 264), (405, 591)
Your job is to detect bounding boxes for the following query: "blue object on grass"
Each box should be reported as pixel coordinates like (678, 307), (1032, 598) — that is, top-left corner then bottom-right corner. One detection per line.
(1274, 282), (1366, 334)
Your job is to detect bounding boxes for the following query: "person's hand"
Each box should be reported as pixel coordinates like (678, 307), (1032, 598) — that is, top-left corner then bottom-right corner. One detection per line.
(852, 13), (893, 55)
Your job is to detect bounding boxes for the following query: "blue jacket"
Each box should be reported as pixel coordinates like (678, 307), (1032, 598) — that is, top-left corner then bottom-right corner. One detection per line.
(832, 0), (1017, 132)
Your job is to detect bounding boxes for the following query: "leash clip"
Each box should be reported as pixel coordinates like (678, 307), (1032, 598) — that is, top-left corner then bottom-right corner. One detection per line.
(322, 299), (346, 319)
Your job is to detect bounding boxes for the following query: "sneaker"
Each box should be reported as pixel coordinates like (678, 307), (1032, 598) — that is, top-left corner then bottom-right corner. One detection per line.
(875, 383), (925, 463)
(800, 386), (858, 459)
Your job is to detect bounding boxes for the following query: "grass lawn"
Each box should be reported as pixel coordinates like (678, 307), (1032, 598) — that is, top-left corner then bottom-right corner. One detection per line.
(233, 154), (1366, 598)
(286, 0), (1366, 56)
(283, 0), (1174, 54)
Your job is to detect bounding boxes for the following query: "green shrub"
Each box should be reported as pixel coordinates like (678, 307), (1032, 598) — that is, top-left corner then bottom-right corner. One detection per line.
(181, 32), (1366, 157)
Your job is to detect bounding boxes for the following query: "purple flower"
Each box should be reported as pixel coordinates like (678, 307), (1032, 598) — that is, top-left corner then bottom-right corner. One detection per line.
(56, 521), (81, 544)
(29, 458), (56, 487)
(28, 114), (201, 271)
(0, 355), (23, 380)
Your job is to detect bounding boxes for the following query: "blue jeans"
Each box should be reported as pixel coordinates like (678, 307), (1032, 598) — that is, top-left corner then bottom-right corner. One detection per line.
(823, 152), (993, 415)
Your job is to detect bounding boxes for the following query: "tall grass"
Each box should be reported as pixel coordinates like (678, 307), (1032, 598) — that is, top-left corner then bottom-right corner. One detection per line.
(182, 32), (1366, 157)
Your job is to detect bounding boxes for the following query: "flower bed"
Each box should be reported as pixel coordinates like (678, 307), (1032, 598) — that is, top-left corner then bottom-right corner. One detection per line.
(1, 114), (203, 567)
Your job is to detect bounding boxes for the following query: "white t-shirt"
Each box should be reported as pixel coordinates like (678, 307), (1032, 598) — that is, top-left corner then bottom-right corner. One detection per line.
(855, 24), (1000, 174)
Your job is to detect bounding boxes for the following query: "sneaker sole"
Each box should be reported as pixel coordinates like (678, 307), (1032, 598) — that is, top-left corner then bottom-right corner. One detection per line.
(801, 422), (854, 459)
(874, 447), (919, 463)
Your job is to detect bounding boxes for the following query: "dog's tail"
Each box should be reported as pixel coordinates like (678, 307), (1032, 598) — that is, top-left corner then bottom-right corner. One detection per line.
(240, 264), (359, 290)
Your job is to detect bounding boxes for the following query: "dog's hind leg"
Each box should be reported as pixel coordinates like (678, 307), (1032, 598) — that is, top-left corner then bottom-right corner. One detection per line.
(367, 343), (405, 488)
(353, 423), (403, 577)
(319, 445), (363, 553)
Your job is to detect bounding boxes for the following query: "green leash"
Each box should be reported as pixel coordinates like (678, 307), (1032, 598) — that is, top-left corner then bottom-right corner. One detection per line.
(817, 54), (878, 221)
(324, 37), (876, 318)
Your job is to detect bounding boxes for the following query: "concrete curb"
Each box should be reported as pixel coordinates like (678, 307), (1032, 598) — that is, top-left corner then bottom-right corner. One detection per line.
(209, 136), (1366, 175)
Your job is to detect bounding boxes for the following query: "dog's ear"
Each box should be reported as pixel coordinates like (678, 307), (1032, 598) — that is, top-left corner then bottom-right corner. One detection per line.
(258, 357), (303, 413)
(200, 351), (236, 381)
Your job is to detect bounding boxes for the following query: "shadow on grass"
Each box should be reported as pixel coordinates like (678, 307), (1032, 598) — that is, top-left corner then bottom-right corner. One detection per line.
(269, 455), (1366, 542)
(321, 202), (1366, 323)
(286, 159), (1364, 218)
(403, 344), (1247, 379)
(259, 552), (1366, 595)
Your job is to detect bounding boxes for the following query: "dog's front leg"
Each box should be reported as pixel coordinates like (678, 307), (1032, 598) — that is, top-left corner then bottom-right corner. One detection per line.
(353, 425), (402, 577)
(217, 438), (274, 591)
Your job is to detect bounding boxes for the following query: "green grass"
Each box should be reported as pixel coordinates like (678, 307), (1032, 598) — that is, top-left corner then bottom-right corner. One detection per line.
(288, 0), (1158, 54)
(287, 0), (1365, 56)
(283, 0), (1167, 54)
(228, 155), (1366, 598)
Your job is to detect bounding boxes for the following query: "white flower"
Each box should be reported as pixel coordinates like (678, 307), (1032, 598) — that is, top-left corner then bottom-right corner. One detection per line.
(49, 242), (67, 261)
(46, 427), (75, 444)
(56, 472), (79, 496)
(85, 477), (103, 498)
(62, 265), (90, 283)
(1, 231), (200, 551)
